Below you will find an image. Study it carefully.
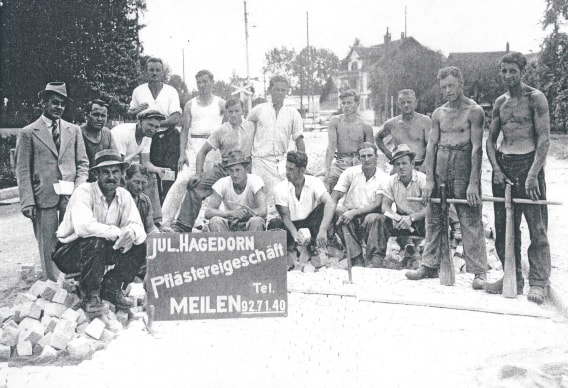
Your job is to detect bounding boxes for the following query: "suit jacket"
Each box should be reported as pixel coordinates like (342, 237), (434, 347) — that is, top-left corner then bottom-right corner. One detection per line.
(15, 117), (89, 210)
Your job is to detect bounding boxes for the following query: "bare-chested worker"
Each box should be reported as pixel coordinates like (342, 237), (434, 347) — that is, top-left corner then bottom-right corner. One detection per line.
(324, 89), (373, 192)
(375, 89), (430, 169)
(406, 66), (487, 289)
(485, 52), (551, 304)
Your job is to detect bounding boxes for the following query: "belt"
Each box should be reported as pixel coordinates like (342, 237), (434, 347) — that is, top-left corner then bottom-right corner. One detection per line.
(437, 143), (472, 151)
(190, 134), (209, 139)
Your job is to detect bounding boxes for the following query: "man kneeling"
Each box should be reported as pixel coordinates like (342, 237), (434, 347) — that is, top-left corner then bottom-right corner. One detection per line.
(53, 150), (147, 313)
(205, 150), (267, 231)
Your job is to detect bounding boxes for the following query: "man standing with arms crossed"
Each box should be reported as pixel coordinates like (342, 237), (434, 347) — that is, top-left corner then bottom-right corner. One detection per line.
(406, 67), (487, 289)
(15, 82), (89, 280)
(324, 89), (373, 192)
(162, 69), (225, 226)
(485, 52), (551, 304)
(248, 75), (305, 199)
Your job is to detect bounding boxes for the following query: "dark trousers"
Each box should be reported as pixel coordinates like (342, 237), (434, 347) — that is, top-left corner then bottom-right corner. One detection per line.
(52, 237), (146, 293)
(267, 203), (325, 248)
(492, 152), (550, 287)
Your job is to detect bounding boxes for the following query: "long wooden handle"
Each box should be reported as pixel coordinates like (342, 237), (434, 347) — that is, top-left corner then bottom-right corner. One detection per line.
(438, 184), (455, 286)
(503, 185), (517, 298)
(407, 197), (561, 205)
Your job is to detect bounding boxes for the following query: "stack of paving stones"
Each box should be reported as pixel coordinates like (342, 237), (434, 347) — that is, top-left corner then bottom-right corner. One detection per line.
(0, 275), (147, 363)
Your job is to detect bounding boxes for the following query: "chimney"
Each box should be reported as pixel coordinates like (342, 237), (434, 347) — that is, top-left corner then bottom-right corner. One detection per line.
(384, 27), (391, 44)
(506, 42), (510, 52)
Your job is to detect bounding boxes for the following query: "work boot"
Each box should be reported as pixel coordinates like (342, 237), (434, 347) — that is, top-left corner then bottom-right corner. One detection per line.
(351, 254), (365, 267)
(81, 289), (108, 315)
(101, 279), (132, 310)
(405, 265), (439, 280)
(527, 286), (547, 305)
(366, 255), (384, 268)
(472, 273), (486, 290)
(485, 276), (525, 295)
(172, 221), (192, 233)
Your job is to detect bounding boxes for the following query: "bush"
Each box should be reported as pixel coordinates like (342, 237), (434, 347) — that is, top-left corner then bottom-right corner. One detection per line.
(0, 134), (17, 189)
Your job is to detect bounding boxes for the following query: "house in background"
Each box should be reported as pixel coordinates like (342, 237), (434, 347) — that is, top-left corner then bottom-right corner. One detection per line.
(336, 28), (440, 125)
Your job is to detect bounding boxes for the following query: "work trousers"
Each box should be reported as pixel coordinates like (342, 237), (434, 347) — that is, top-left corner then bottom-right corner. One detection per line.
(52, 237), (146, 293)
(326, 155), (360, 192)
(421, 145), (487, 274)
(208, 216), (265, 232)
(338, 212), (383, 261)
(267, 203), (325, 248)
(33, 205), (63, 281)
(492, 151), (550, 287)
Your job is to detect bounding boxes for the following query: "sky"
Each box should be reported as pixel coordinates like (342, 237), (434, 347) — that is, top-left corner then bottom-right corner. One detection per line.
(140, 0), (552, 93)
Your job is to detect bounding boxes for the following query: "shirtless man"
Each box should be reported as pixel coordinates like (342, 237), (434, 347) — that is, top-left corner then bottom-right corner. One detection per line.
(375, 89), (430, 169)
(406, 66), (487, 289)
(325, 89), (373, 192)
(485, 52), (551, 304)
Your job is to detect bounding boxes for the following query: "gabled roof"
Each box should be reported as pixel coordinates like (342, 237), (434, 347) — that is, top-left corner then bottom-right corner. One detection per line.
(342, 37), (431, 70)
(447, 51), (508, 71)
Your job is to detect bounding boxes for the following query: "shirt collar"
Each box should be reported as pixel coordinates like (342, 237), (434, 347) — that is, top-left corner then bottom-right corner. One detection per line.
(41, 115), (58, 127)
(395, 169), (417, 183)
(93, 181), (121, 204)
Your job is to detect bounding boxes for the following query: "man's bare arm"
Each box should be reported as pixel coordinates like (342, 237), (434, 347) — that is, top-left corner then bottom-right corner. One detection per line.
(467, 105), (485, 206)
(486, 96), (511, 186)
(363, 122), (374, 144)
(422, 110), (440, 202)
(527, 90), (551, 200)
(295, 136), (305, 153)
(178, 101), (192, 170)
(275, 204), (301, 243)
(195, 142), (214, 176)
(325, 117), (339, 174)
(251, 188), (267, 218)
(218, 98), (227, 123)
(375, 121), (393, 160)
(422, 116), (432, 151)
(316, 192), (337, 247)
(161, 112), (181, 128)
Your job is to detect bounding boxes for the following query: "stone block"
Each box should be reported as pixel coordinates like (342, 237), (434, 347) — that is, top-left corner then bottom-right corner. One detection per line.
(61, 308), (80, 323)
(2, 320), (17, 330)
(38, 333), (52, 348)
(100, 329), (116, 343)
(16, 340), (32, 356)
(54, 319), (77, 338)
(85, 318), (105, 340)
(29, 280), (48, 297)
(76, 309), (88, 326)
(0, 307), (13, 324)
(0, 326), (19, 347)
(76, 322), (89, 336)
(102, 300), (116, 314)
(43, 302), (67, 318)
(19, 263), (35, 280)
(40, 345), (57, 359)
(34, 298), (49, 310)
(32, 344), (43, 356)
(22, 329), (43, 346)
(0, 345), (10, 360)
(28, 303), (42, 320)
(100, 315), (122, 333)
(64, 293), (80, 308)
(40, 287), (56, 302)
(50, 332), (71, 350)
(115, 311), (129, 326)
(67, 337), (93, 359)
(12, 304), (23, 323)
(43, 317), (58, 334)
(14, 293), (36, 305)
(52, 289), (68, 305)
(127, 283), (146, 299)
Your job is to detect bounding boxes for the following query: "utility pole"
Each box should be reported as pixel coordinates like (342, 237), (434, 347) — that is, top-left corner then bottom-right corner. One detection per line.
(306, 11), (311, 118)
(243, 1), (252, 112)
(405, 5), (407, 38)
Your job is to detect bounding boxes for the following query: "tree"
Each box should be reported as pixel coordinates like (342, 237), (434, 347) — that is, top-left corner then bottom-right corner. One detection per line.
(263, 47), (297, 88)
(368, 40), (444, 120)
(0, 0), (146, 121)
(168, 74), (190, 107)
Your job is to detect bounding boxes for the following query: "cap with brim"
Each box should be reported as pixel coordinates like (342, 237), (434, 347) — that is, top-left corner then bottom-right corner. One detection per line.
(137, 109), (165, 121)
(390, 144), (416, 165)
(224, 150), (250, 168)
(90, 149), (130, 171)
(38, 82), (69, 100)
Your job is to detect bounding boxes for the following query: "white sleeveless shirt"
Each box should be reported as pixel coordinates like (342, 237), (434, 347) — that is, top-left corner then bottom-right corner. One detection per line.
(190, 96), (223, 136)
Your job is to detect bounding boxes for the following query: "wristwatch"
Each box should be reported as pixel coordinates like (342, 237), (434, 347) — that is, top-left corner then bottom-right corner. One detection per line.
(409, 215), (415, 223)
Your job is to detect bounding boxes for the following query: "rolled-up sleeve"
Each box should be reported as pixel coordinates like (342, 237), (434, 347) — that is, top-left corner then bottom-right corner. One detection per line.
(291, 110), (304, 141)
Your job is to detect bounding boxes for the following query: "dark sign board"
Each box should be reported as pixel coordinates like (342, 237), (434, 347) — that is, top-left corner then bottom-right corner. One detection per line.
(146, 231), (287, 321)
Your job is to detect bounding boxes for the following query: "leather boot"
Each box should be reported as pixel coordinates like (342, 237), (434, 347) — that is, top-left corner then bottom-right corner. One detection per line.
(101, 278), (132, 310)
(80, 289), (108, 315)
(472, 273), (486, 290)
(405, 265), (439, 280)
(484, 276), (524, 295)
(351, 254), (365, 267)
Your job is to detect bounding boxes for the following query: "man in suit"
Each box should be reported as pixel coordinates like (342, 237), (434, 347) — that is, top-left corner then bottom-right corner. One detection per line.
(15, 82), (89, 281)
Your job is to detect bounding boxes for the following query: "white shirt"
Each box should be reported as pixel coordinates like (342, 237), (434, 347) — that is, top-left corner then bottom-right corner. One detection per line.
(129, 83), (181, 118)
(111, 123), (151, 164)
(189, 96), (224, 136)
(382, 170), (427, 215)
(274, 175), (327, 221)
(247, 103), (304, 158)
(212, 174), (264, 211)
(334, 165), (388, 210)
(57, 182), (146, 245)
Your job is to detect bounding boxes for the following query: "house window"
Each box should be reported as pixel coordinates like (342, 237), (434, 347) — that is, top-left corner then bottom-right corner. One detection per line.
(351, 62), (359, 71)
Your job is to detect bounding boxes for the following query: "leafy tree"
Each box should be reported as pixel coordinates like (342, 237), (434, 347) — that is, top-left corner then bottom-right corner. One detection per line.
(0, 0), (145, 121)
(263, 47), (297, 88)
(168, 74), (190, 107)
(368, 40), (444, 120)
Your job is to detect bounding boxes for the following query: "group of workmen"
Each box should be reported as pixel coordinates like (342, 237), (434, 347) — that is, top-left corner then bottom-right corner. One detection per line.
(14, 50), (551, 315)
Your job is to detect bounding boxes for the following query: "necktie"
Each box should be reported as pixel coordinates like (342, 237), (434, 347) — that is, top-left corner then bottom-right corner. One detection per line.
(51, 120), (60, 151)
